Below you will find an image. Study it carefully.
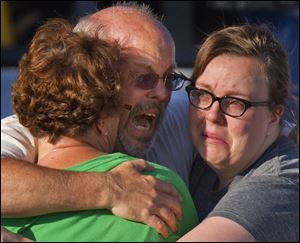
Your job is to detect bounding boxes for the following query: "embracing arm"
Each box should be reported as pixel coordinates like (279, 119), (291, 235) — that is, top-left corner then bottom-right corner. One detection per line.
(177, 216), (256, 242)
(1, 158), (111, 217)
(1, 158), (182, 237)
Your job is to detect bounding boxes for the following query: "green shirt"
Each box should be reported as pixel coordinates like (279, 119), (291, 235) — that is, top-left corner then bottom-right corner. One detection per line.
(2, 152), (198, 242)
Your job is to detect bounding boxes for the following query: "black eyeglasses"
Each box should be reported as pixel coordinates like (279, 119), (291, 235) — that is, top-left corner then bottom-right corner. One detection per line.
(185, 85), (274, 118)
(135, 72), (191, 91)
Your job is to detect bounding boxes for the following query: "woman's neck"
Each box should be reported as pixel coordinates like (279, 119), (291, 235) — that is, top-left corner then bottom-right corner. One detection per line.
(38, 127), (115, 169)
(215, 130), (281, 191)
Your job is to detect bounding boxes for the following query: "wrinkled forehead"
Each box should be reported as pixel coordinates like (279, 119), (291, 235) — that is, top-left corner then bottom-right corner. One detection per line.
(110, 27), (175, 73)
(89, 9), (176, 72)
(119, 46), (176, 74)
(92, 9), (174, 46)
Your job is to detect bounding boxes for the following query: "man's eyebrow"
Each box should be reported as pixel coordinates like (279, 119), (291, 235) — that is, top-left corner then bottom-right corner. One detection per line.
(128, 61), (152, 70)
(131, 63), (176, 73)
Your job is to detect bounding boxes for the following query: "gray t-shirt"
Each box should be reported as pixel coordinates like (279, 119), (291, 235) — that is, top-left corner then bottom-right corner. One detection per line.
(189, 136), (299, 242)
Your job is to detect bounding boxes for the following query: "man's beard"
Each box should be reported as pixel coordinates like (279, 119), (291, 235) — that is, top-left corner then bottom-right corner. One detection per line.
(117, 131), (157, 157)
(117, 101), (165, 157)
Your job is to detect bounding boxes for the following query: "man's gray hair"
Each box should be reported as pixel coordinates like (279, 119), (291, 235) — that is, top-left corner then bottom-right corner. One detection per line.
(73, 1), (160, 38)
(112, 1), (160, 20)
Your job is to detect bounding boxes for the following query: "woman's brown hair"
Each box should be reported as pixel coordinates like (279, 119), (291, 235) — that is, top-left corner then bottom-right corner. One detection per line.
(12, 18), (121, 143)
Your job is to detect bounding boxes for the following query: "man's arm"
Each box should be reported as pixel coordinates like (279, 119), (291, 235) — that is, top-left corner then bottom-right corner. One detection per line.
(1, 158), (111, 217)
(1, 158), (182, 238)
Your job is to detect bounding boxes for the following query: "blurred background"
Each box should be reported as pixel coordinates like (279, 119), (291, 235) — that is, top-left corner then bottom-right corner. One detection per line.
(1, 1), (299, 120)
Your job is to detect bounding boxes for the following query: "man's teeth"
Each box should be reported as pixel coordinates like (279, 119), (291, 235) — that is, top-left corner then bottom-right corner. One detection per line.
(145, 113), (156, 118)
(134, 121), (151, 130)
(132, 113), (157, 131)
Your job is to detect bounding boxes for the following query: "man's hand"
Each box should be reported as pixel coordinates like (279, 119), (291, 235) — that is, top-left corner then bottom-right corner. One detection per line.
(1, 226), (34, 242)
(106, 159), (182, 238)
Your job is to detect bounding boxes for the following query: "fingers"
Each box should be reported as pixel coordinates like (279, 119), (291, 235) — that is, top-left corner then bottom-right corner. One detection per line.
(153, 206), (177, 233)
(145, 215), (169, 239)
(151, 191), (182, 224)
(162, 194), (182, 221)
(144, 178), (183, 232)
(152, 177), (182, 201)
(142, 175), (182, 222)
(129, 159), (154, 172)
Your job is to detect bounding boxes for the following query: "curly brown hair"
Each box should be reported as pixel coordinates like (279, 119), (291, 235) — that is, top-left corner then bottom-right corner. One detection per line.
(12, 18), (121, 144)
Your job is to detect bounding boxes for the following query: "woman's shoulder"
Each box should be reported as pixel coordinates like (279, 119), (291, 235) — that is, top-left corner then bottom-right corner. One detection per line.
(244, 136), (298, 184)
(265, 136), (298, 173)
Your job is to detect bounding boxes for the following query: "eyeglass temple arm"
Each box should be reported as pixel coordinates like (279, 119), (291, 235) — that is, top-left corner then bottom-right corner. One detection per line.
(178, 71), (193, 82)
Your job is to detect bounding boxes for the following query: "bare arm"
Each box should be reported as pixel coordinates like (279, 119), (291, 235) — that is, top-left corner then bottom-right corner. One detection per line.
(177, 216), (256, 242)
(1, 158), (112, 217)
(1, 158), (182, 238)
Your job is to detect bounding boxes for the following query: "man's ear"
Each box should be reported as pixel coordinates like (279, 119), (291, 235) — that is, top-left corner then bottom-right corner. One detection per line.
(96, 117), (109, 136)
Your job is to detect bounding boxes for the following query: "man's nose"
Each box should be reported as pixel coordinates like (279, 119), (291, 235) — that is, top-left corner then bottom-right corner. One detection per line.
(148, 78), (172, 104)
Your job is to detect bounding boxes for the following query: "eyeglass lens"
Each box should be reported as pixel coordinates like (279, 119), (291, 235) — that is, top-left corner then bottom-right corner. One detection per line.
(189, 89), (247, 117)
(136, 73), (187, 91)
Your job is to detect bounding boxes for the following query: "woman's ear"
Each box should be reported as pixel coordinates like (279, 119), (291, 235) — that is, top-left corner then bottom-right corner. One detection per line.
(266, 105), (284, 137)
(271, 105), (284, 123)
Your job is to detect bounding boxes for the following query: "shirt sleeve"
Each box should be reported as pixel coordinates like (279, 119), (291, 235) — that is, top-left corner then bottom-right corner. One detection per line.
(1, 115), (37, 162)
(208, 176), (299, 242)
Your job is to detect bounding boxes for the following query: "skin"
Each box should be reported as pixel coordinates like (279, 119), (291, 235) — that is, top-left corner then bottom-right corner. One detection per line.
(90, 8), (175, 157)
(1, 7), (180, 240)
(116, 55), (174, 157)
(190, 55), (282, 188)
(178, 55), (282, 241)
(1, 226), (34, 242)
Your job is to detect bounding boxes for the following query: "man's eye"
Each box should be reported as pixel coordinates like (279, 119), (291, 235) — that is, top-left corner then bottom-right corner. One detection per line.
(141, 74), (157, 83)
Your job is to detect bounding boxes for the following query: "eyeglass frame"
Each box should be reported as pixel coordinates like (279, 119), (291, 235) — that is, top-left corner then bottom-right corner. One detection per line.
(185, 85), (274, 118)
(134, 71), (191, 91)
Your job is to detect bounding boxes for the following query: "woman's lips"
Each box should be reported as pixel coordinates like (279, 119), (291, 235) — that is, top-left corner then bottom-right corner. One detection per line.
(202, 131), (226, 144)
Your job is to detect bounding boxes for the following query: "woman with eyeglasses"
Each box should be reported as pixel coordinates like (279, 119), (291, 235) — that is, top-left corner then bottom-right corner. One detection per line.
(178, 25), (299, 242)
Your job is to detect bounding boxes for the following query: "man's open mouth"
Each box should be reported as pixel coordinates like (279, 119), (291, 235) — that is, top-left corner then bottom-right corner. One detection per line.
(126, 102), (163, 139)
(132, 112), (157, 131)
